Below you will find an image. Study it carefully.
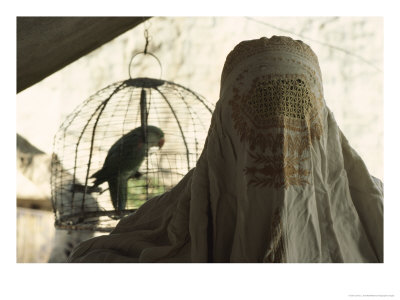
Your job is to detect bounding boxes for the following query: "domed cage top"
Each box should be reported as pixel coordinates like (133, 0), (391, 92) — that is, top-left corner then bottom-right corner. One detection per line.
(51, 77), (213, 231)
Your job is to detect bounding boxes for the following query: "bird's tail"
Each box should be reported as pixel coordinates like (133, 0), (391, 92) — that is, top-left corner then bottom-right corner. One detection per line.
(108, 177), (128, 211)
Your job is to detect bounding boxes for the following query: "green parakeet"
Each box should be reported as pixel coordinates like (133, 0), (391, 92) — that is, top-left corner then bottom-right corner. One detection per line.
(91, 126), (165, 211)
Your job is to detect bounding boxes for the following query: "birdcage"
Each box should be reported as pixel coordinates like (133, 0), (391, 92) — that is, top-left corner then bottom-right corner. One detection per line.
(51, 52), (213, 231)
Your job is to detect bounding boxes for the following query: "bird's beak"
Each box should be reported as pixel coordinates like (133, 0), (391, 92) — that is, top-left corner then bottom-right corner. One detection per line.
(158, 138), (165, 149)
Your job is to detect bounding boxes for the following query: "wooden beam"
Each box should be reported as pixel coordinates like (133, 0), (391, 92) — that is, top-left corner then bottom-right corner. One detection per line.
(17, 17), (150, 93)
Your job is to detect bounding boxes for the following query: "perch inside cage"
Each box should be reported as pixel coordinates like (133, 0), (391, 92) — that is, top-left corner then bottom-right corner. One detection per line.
(51, 76), (213, 231)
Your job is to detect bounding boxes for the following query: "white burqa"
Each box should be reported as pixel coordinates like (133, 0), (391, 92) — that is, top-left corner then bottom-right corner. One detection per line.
(69, 36), (383, 263)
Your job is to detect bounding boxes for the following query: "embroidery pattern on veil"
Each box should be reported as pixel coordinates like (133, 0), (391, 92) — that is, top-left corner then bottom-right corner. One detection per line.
(229, 71), (323, 189)
(221, 36), (320, 86)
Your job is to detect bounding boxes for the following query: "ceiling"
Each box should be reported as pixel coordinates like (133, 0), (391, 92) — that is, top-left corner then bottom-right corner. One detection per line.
(17, 17), (149, 93)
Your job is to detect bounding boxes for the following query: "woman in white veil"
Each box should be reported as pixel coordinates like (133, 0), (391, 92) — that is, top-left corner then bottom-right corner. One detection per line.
(69, 36), (383, 263)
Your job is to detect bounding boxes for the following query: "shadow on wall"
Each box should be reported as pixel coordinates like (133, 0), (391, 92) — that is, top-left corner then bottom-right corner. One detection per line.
(17, 134), (52, 210)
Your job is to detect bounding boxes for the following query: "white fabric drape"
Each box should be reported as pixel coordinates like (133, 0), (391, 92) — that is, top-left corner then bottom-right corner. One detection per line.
(69, 36), (383, 263)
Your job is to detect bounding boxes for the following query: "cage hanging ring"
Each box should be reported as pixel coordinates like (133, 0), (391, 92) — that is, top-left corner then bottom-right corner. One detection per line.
(128, 52), (163, 79)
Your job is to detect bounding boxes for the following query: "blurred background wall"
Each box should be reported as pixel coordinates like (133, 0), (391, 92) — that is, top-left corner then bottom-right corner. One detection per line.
(16, 16), (383, 262)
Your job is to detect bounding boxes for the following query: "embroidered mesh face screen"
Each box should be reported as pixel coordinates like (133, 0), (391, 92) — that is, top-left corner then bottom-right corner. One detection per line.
(68, 36), (383, 264)
(222, 36), (324, 189)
